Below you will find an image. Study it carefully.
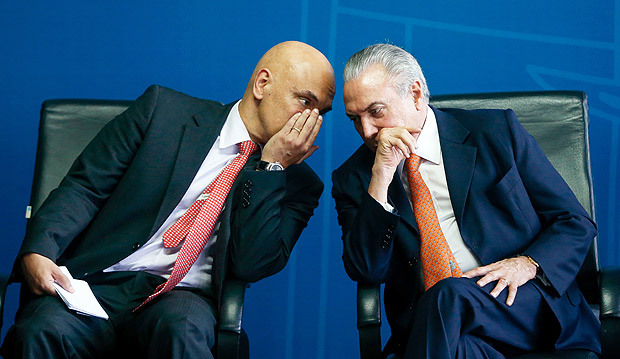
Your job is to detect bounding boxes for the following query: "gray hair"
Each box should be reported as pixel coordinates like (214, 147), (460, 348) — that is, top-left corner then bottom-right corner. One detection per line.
(343, 43), (430, 103)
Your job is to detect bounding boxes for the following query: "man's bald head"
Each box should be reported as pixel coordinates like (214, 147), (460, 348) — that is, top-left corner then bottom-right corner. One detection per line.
(245, 41), (335, 98)
(239, 41), (335, 144)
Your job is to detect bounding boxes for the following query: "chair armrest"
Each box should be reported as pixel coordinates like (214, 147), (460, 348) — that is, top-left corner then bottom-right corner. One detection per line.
(600, 267), (620, 358)
(216, 277), (248, 359)
(357, 283), (382, 359)
(358, 283), (381, 327)
(0, 273), (10, 332)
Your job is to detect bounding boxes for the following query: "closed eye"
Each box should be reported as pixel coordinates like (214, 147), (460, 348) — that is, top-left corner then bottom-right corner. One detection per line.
(369, 106), (384, 117)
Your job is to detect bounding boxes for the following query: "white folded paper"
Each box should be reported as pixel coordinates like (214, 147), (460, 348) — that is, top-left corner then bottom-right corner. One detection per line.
(53, 266), (109, 320)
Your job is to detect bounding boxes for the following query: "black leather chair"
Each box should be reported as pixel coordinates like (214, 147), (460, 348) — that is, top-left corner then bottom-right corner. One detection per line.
(0, 99), (249, 359)
(356, 91), (620, 359)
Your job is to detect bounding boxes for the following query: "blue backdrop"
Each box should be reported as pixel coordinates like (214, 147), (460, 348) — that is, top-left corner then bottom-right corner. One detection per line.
(1, 1), (618, 358)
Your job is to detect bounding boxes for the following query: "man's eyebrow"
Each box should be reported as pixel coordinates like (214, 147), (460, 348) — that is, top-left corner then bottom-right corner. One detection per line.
(363, 101), (384, 112)
(295, 89), (319, 103)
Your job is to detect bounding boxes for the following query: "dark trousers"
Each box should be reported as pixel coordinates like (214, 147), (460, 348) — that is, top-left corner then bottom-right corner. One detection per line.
(1, 271), (217, 359)
(404, 277), (558, 359)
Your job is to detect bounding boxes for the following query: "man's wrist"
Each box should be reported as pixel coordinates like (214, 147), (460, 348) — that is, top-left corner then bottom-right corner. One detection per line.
(523, 255), (540, 270)
(256, 160), (285, 171)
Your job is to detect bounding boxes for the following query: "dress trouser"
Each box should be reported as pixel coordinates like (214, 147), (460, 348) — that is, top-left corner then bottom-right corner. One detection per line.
(1, 271), (217, 359)
(404, 277), (558, 359)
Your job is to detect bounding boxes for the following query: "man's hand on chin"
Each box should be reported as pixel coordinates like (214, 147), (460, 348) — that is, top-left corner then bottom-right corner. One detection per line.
(368, 126), (420, 204)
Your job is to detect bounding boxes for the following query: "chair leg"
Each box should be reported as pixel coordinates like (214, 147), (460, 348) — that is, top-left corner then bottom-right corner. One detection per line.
(359, 325), (382, 359)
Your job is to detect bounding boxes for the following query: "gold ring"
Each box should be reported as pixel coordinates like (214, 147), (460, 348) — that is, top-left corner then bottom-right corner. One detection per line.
(500, 278), (509, 285)
(292, 127), (302, 133)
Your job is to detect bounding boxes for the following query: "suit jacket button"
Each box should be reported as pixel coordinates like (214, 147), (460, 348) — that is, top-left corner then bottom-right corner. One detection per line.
(408, 258), (418, 267)
(132, 243), (141, 251)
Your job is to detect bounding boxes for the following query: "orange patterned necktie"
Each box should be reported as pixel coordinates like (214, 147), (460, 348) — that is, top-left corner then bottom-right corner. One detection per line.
(405, 154), (462, 290)
(135, 140), (258, 311)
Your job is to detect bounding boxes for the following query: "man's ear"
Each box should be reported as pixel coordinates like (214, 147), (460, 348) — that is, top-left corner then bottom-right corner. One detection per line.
(253, 68), (272, 100)
(410, 80), (424, 110)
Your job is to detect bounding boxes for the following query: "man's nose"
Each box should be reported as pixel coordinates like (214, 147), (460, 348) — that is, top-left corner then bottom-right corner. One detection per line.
(361, 121), (377, 139)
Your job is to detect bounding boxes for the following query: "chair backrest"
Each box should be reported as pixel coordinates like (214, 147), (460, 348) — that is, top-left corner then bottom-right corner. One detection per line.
(429, 91), (599, 303)
(29, 100), (133, 215)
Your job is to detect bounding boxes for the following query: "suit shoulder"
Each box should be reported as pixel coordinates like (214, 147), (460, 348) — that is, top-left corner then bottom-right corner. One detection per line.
(290, 162), (323, 187)
(333, 144), (373, 177)
(142, 84), (226, 112)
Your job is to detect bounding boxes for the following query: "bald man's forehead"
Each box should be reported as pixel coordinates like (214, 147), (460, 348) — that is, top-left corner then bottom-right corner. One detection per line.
(291, 65), (335, 97)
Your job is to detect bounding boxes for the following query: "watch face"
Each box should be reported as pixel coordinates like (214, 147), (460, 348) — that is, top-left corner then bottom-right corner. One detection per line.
(267, 162), (284, 171)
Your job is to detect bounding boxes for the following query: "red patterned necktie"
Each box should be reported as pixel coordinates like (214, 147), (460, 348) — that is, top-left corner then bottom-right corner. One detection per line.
(135, 140), (258, 310)
(405, 154), (462, 290)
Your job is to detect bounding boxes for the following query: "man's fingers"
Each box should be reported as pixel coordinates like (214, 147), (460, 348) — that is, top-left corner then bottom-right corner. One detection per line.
(398, 132), (417, 153)
(475, 270), (501, 287)
(404, 126), (422, 135)
(283, 112), (302, 134)
(506, 285), (518, 306)
(489, 277), (508, 298)
(296, 109), (319, 139)
(391, 138), (411, 158)
(307, 115), (323, 142)
(291, 109), (314, 134)
(463, 265), (491, 278)
(52, 269), (74, 293)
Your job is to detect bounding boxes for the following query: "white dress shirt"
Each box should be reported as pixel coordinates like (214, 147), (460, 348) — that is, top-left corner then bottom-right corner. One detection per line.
(381, 106), (481, 272)
(104, 100), (252, 289)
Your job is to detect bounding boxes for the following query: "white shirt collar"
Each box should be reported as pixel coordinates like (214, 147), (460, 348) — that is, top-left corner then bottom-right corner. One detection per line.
(414, 105), (441, 165)
(219, 100), (253, 150)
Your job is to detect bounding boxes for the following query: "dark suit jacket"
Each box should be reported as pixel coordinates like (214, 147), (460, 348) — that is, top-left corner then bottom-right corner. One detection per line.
(18, 85), (323, 308)
(332, 107), (600, 353)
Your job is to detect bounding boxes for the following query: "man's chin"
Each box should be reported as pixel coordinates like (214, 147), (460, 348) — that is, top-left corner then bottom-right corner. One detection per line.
(365, 143), (377, 152)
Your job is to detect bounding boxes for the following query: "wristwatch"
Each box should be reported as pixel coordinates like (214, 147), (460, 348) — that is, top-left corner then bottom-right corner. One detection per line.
(256, 160), (285, 171)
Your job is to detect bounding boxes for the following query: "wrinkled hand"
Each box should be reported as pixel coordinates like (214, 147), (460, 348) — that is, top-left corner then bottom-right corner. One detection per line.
(368, 126), (421, 203)
(20, 252), (73, 296)
(463, 256), (537, 306)
(261, 108), (323, 168)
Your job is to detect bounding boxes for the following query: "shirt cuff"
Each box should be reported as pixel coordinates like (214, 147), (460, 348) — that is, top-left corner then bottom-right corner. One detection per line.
(374, 198), (396, 213)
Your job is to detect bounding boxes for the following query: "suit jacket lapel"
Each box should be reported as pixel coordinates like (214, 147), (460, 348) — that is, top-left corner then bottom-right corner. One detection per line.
(212, 151), (261, 306)
(388, 173), (418, 233)
(434, 107), (477, 229)
(149, 102), (235, 238)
